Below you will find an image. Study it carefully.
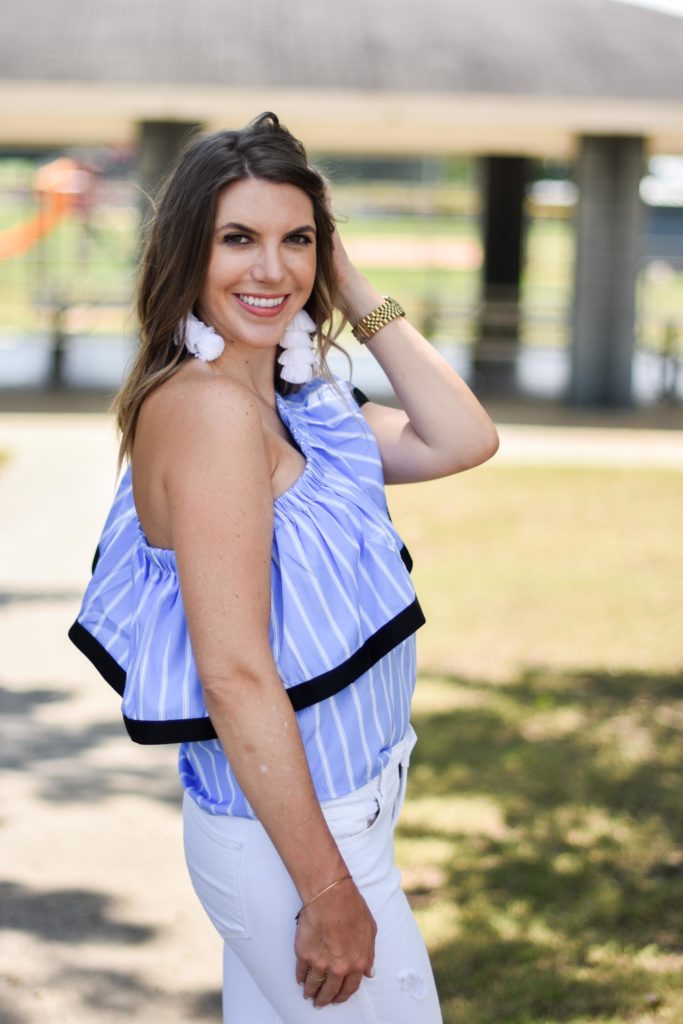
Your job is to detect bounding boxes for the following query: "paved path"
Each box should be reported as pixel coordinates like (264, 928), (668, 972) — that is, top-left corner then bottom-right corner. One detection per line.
(0, 414), (220, 1024)
(0, 403), (681, 1023)
(494, 421), (683, 468)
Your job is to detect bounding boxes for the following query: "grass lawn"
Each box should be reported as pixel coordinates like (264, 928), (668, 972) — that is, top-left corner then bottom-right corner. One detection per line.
(387, 464), (683, 1024)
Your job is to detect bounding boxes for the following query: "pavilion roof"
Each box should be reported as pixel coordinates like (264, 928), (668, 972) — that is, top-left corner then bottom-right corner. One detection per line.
(1, 0), (682, 153)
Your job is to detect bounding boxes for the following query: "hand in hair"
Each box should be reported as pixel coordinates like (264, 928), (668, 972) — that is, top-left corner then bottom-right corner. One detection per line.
(322, 181), (370, 323)
(322, 181), (384, 326)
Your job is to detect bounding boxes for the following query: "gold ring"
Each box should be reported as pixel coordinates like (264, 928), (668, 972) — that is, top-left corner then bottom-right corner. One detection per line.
(307, 970), (327, 984)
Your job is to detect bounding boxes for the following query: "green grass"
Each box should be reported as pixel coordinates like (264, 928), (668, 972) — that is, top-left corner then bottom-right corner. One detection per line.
(387, 464), (683, 1024)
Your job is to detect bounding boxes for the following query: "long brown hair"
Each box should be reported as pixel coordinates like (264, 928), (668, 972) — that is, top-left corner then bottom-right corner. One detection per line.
(112, 112), (346, 472)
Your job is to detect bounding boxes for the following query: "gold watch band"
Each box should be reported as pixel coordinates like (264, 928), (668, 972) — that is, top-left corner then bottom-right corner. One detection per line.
(351, 296), (406, 343)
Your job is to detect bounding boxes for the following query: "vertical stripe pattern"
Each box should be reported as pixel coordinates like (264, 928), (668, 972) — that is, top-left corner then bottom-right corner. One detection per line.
(71, 375), (424, 815)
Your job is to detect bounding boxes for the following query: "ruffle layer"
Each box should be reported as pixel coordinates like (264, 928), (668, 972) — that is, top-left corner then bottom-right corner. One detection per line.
(69, 375), (424, 742)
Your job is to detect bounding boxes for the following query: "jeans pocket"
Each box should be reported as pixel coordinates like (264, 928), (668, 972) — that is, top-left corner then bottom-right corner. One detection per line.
(391, 748), (414, 825)
(323, 793), (382, 844)
(390, 763), (406, 824)
(183, 797), (250, 939)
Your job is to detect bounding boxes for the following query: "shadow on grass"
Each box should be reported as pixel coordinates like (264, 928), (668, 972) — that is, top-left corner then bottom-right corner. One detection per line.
(404, 665), (683, 1024)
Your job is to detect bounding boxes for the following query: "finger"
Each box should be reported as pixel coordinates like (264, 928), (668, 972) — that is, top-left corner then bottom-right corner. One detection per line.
(303, 968), (329, 1002)
(330, 969), (365, 1005)
(313, 973), (345, 1009)
(295, 956), (311, 986)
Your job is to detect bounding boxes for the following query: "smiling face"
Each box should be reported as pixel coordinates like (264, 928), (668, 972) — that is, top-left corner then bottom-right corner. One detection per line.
(196, 177), (317, 354)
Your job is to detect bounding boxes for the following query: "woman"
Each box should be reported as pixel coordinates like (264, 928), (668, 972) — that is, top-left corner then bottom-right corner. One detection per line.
(69, 112), (498, 1022)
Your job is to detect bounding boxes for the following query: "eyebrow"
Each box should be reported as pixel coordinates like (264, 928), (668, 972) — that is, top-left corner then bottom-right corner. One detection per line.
(215, 221), (317, 235)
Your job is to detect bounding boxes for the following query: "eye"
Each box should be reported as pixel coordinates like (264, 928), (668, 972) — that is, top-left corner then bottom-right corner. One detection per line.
(286, 233), (314, 246)
(221, 232), (252, 246)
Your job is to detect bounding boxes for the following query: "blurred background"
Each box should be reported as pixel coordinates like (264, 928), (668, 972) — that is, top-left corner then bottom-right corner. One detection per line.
(1, 2), (682, 1023)
(0, 0), (682, 408)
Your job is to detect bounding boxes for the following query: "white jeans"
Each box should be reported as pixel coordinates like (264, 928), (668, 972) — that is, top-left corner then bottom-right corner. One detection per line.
(182, 726), (443, 1023)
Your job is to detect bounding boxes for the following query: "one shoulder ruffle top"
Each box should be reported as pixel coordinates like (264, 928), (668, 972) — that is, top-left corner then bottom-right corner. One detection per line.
(68, 374), (425, 744)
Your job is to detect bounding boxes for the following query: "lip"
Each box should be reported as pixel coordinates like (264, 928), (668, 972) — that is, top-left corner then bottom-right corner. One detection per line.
(234, 293), (289, 318)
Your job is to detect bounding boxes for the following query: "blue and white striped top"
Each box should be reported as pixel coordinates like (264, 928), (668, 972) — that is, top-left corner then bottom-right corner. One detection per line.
(69, 374), (425, 816)
(180, 633), (418, 817)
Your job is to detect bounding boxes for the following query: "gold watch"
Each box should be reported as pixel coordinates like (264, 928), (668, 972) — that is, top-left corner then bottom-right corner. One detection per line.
(351, 296), (405, 344)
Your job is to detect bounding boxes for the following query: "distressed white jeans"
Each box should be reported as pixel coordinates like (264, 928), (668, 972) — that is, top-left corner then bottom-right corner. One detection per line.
(182, 725), (443, 1023)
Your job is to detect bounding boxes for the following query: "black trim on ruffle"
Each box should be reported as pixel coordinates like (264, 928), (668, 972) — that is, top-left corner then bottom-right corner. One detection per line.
(67, 596), (426, 745)
(286, 597), (425, 713)
(399, 543), (413, 574)
(123, 714), (217, 744)
(68, 620), (125, 696)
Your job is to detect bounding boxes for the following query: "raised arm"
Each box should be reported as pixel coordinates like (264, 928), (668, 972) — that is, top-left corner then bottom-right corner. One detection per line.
(331, 204), (500, 484)
(160, 376), (376, 1007)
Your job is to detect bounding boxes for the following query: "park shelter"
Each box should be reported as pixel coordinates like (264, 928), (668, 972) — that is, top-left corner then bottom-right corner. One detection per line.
(1, 0), (683, 406)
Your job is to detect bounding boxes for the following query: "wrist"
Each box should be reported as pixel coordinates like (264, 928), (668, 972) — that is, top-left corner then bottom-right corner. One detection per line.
(351, 296), (406, 344)
(294, 852), (349, 904)
(336, 270), (382, 324)
(295, 872), (354, 922)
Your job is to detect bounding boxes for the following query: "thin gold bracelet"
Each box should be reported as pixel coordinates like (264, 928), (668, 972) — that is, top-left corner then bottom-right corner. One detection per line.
(295, 873), (353, 922)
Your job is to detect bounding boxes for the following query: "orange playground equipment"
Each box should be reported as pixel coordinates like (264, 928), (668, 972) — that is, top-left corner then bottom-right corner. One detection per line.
(0, 158), (90, 261)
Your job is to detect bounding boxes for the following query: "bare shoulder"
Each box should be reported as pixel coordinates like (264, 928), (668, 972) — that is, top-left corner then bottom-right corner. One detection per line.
(148, 368), (262, 437)
(133, 368), (272, 548)
(138, 367), (267, 469)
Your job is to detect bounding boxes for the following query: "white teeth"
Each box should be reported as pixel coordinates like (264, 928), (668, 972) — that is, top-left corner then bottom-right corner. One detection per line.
(238, 294), (285, 308)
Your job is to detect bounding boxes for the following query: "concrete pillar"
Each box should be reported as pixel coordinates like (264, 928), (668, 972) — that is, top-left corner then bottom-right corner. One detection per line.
(136, 120), (203, 222)
(570, 135), (645, 407)
(474, 155), (530, 392)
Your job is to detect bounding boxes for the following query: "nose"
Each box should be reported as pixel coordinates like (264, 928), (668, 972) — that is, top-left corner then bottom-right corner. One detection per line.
(251, 242), (284, 284)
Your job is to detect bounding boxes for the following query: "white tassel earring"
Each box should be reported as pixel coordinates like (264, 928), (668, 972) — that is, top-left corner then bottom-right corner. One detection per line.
(178, 313), (225, 361)
(278, 310), (317, 384)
